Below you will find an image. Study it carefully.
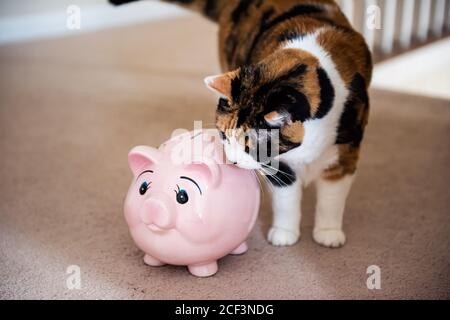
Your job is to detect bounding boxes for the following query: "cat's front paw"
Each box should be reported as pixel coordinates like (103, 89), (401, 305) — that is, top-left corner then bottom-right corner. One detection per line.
(313, 229), (346, 248)
(267, 227), (300, 247)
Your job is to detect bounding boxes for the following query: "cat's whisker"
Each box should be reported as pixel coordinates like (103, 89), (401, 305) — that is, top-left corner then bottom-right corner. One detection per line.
(269, 171), (289, 188)
(253, 170), (266, 198)
(268, 174), (287, 188)
(260, 171), (275, 193)
(257, 169), (273, 192)
(260, 163), (295, 186)
(259, 167), (288, 188)
(261, 163), (295, 178)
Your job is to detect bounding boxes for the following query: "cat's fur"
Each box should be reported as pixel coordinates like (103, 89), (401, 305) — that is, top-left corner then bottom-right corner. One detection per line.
(111, 0), (373, 248)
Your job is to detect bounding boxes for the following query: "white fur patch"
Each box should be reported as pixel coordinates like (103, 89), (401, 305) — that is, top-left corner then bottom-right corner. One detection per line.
(281, 31), (349, 182)
(313, 174), (355, 247)
(264, 31), (353, 248)
(223, 135), (261, 170)
(268, 181), (302, 246)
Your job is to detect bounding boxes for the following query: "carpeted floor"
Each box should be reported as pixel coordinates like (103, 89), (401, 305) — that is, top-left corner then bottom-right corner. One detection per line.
(0, 15), (449, 300)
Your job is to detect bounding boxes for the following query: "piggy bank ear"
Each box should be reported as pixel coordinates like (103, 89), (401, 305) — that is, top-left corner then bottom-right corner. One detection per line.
(187, 158), (221, 189)
(128, 146), (159, 176)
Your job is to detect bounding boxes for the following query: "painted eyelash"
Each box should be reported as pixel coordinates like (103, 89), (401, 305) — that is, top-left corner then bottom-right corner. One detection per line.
(174, 184), (184, 194)
(144, 181), (152, 190)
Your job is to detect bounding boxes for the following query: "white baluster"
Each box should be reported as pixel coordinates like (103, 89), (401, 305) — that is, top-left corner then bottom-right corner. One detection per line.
(417, 0), (432, 42)
(448, 0), (450, 31)
(381, 0), (398, 54)
(400, 0), (416, 49)
(364, 0), (379, 51)
(432, 0), (446, 37)
(341, 0), (355, 25)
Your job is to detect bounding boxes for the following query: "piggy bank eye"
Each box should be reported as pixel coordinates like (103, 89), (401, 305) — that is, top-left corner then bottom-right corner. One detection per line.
(176, 189), (189, 204)
(139, 181), (150, 195)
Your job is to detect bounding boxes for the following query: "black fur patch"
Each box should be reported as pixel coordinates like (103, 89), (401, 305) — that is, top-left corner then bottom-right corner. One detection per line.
(314, 68), (335, 119)
(231, 64), (308, 130)
(255, 64), (307, 99)
(204, 0), (219, 20)
(275, 64), (308, 84)
(230, 64), (265, 103)
(246, 4), (324, 64)
(351, 73), (369, 105)
(231, 0), (253, 23)
(278, 31), (307, 43)
(266, 86), (311, 123)
(288, 91), (311, 123)
(280, 135), (302, 152)
(336, 100), (362, 146)
(266, 162), (296, 187)
(231, 76), (243, 102)
(364, 46), (373, 79)
(217, 98), (230, 113)
(336, 73), (368, 147)
(237, 107), (252, 127)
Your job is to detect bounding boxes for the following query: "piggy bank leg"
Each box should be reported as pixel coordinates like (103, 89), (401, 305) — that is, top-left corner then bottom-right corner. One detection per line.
(230, 241), (248, 255)
(144, 254), (165, 267)
(188, 261), (218, 278)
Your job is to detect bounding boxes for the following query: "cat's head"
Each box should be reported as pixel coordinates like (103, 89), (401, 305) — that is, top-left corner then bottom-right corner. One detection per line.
(205, 48), (329, 169)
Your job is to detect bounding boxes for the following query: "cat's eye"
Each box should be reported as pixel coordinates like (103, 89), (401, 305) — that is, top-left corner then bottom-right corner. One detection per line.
(176, 189), (189, 205)
(139, 181), (150, 195)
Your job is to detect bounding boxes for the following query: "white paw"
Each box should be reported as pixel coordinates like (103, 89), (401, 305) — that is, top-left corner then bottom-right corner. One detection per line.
(267, 227), (300, 247)
(313, 229), (346, 248)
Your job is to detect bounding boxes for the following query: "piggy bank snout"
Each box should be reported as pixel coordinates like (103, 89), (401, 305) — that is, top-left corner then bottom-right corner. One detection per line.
(140, 196), (176, 230)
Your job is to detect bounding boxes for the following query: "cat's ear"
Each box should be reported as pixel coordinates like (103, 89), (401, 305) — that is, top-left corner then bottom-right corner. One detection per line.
(264, 111), (292, 127)
(204, 71), (236, 98)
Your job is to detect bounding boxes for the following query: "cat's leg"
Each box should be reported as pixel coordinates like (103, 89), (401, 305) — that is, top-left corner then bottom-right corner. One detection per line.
(268, 180), (302, 246)
(313, 174), (354, 248)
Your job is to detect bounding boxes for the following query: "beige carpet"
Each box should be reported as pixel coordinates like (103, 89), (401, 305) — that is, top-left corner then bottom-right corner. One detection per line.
(0, 15), (449, 300)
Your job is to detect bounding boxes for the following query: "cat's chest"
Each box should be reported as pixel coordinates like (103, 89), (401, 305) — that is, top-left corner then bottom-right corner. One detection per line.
(283, 145), (339, 187)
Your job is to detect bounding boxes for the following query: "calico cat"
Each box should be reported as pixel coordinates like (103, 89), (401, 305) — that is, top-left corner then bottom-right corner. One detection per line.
(111, 0), (373, 248)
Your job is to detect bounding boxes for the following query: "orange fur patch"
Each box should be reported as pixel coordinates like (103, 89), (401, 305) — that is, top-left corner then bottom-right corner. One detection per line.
(281, 121), (305, 144)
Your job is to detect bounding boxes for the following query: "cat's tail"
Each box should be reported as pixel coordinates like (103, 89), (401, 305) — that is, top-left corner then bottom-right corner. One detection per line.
(109, 0), (229, 22)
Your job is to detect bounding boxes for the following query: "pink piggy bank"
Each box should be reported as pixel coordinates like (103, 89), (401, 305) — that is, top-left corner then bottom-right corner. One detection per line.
(124, 130), (260, 277)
